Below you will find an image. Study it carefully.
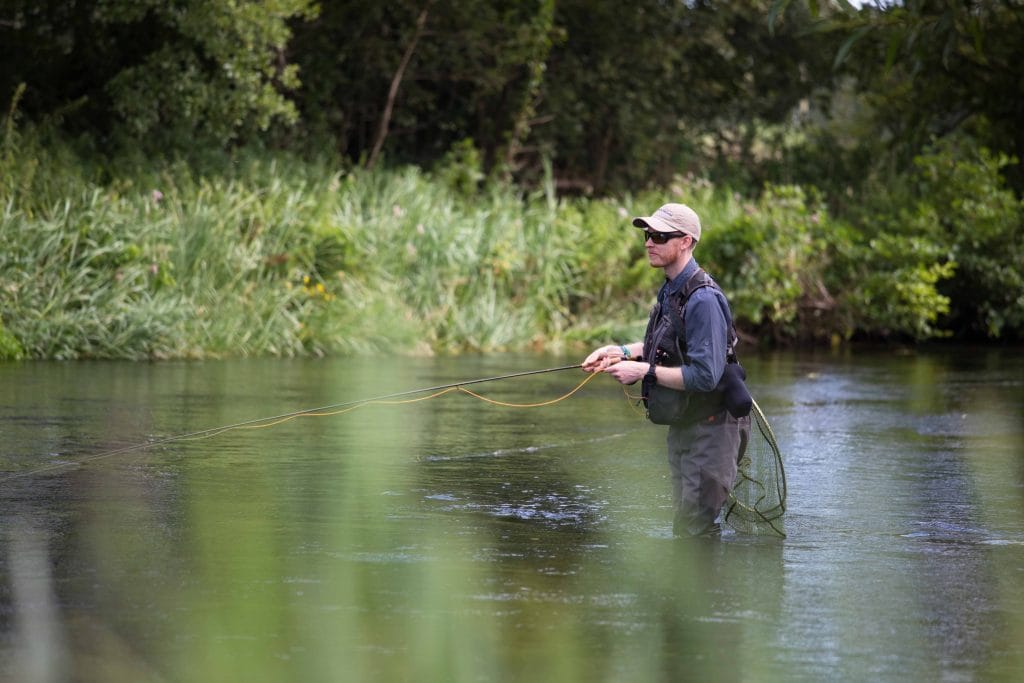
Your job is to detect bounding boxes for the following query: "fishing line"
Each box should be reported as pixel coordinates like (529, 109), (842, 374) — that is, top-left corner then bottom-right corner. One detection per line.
(0, 363), (591, 483)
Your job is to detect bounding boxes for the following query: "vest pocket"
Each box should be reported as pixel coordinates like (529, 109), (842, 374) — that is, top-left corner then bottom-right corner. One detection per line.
(642, 376), (690, 425)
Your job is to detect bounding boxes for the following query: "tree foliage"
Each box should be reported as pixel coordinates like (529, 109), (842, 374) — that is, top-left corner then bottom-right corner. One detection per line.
(289, 0), (564, 173)
(2, 0), (837, 190)
(536, 0), (838, 193)
(902, 140), (1023, 338)
(773, 0), (1024, 192)
(0, 0), (316, 147)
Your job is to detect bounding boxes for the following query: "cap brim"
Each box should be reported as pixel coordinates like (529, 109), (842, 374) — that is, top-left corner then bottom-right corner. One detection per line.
(633, 216), (681, 234)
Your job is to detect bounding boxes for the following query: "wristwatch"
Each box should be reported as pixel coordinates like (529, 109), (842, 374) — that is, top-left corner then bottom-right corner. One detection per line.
(645, 363), (657, 383)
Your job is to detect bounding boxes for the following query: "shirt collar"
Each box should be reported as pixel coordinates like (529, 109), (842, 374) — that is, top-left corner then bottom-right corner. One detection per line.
(662, 257), (700, 298)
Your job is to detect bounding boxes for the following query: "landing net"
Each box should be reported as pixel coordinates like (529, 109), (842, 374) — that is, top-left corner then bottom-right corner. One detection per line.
(724, 399), (787, 537)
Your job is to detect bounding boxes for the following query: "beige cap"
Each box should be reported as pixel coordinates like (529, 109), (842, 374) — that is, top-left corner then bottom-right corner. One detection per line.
(632, 203), (701, 241)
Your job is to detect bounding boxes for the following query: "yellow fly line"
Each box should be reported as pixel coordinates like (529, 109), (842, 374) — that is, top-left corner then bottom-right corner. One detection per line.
(187, 371), (601, 440)
(0, 365), (598, 481)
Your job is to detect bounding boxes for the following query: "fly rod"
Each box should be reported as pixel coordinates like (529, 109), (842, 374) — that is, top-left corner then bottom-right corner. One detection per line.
(0, 363), (586, 482)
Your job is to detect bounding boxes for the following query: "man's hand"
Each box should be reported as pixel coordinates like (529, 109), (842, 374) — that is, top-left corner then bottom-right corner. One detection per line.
(604, 361), (647, 386)
(582, 345), (623, 373)
(582, 345), (650, 385)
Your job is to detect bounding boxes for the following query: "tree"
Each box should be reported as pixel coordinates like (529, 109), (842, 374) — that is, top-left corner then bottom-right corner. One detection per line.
(366, 0), (437, 170)
(535, 0), (837, 193)
(771, 0), (1024, 193)
(0, 0), (317, 149)
(289, 0), (564, 172)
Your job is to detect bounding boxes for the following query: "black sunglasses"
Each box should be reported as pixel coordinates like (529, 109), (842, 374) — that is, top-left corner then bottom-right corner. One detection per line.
(642, 230), (687, 245)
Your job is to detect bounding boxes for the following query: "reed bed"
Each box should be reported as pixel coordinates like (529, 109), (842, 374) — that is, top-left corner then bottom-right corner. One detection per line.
(0, 142), (670, 360)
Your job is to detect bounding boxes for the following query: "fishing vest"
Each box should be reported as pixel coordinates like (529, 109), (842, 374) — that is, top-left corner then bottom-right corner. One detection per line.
(641, 268), (740, 424)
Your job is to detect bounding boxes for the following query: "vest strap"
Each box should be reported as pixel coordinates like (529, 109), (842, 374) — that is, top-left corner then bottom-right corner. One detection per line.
(662, 269), (739, 364)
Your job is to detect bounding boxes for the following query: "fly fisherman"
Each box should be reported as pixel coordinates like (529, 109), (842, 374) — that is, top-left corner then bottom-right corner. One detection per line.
(582, 203), (751, 538)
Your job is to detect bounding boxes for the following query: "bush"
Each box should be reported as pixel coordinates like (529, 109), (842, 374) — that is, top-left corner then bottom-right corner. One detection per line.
(698, 184), (829, 342)
(846, 137), (1024, 340)
(911, 139), (1024, 338)
(831, 228), (954, 341)
(693, 180), (958, 343)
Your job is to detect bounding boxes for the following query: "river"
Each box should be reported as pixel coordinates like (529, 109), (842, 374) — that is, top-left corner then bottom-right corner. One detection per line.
(1, 347), (1022, 682)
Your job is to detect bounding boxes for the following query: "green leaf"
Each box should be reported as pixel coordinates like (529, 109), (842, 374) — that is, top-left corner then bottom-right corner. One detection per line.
(884, 30), (902, 72)
(833, 24), (874, 70)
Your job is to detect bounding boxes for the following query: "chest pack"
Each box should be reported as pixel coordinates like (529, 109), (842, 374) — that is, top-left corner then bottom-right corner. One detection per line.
(641, 269), (751, 424)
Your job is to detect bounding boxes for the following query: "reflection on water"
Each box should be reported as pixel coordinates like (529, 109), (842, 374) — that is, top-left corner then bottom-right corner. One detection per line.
(1, 349), (1022, 681)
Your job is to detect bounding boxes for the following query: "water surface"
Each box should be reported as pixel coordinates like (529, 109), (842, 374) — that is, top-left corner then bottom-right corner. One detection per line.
(1, 348), (1022, 681)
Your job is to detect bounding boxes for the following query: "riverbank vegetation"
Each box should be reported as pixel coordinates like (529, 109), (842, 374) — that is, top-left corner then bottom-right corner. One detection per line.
(3, 127), (1020, 360)
(1, 0), (1022, 360)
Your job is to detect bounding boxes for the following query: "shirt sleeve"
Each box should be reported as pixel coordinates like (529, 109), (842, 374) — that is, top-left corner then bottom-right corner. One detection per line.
(680, 288), (729, 392)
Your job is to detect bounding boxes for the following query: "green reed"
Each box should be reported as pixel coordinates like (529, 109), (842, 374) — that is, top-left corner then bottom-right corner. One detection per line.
(0, 134), (668, 360)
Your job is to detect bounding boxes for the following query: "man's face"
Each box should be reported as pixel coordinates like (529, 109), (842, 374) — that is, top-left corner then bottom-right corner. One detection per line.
(643, 231), (690, 269)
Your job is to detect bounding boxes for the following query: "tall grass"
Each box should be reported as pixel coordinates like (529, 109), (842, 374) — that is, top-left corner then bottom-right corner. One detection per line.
(0, 129), (666, 360)
(3, 123), (986, 360)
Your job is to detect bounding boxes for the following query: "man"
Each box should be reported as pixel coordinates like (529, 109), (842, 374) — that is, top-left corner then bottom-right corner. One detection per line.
(582, 203), (749, 537)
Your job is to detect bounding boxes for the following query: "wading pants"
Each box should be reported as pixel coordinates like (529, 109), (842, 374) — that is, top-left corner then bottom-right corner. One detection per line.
(667, 410), (750, 537)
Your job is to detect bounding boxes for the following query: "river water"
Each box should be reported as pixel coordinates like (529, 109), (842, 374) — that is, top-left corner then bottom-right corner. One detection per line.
(1, 348), (1022, 682)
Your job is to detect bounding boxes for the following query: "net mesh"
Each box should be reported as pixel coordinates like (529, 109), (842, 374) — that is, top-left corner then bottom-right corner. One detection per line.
(724, 399), (787, 537)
